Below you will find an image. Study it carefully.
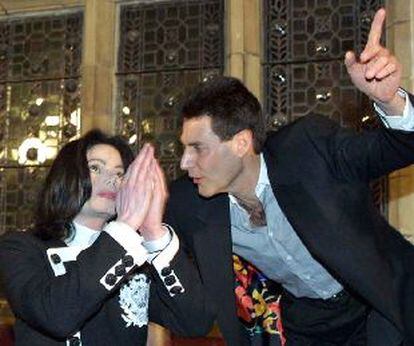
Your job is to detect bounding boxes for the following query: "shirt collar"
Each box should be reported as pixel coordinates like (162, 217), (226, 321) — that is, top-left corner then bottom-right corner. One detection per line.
(65, 222), (101, 248)
(229, 153), (270, 205)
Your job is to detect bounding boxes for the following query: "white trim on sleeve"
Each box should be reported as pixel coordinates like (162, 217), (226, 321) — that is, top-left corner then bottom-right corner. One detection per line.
(151, 228), (185, 297)
(103, 221), (148, 266)
(142, 226), (171, 253)
(375, 88), (414, 130)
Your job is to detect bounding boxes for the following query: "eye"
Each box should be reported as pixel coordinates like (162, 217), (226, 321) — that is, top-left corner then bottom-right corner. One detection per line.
(116, 171), (125, 178)
(88, 164), (100, 174)
(193, 145), (202, 153)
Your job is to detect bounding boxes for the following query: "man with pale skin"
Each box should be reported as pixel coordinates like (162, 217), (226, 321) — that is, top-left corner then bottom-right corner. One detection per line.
(165, 8), (414, 346)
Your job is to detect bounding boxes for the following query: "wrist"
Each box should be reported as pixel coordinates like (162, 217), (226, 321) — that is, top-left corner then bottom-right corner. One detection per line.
(139, 223), (167, 241)
(116, 217), (140, 231)
(375, 89), (406, 116)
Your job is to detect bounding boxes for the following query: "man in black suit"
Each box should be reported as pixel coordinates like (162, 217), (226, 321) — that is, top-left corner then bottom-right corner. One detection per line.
(165, 8), (414, 346)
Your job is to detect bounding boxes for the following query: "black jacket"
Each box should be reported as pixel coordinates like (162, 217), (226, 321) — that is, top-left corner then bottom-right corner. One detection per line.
(165, 105), (414, 345)
(0, 230), (213, 345)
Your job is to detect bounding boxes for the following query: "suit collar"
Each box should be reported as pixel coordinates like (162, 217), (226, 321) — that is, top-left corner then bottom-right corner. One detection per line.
(192, 192), (238, 324)
(195, 193), (230, 225)
(263, 146), (401, 325)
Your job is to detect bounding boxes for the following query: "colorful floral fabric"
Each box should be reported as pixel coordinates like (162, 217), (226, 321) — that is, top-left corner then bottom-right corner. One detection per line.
(233, 254), (285, 345)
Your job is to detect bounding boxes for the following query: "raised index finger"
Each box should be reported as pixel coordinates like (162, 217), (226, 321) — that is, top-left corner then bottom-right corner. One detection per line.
(366, 8), (386, 48)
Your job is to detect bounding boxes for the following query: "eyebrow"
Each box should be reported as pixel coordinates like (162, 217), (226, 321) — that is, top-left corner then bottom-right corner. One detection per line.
(180, 139), (203, 147)
(87, 158), (124, 169)
(189, 142), (202, 147)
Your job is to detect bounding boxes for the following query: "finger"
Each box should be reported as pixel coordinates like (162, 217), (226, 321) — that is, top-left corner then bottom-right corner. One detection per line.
(149, 159), (156, 191)
(150, 173), (157, 198)
(129, 144), (153, 184)
(361, 10), (386, 63)
(124, 143), (149, 183)
(135, 145), (154, 185)
(344, 51), (357, 69)
(153, 159), (167, 197)
(366, 8), (386, 48)
(360, 45), (381, 64)
(375, 59), (399, 80)
(155, 160), (167, 193)
(365, 55), (391, 79)
(121, 181), (153, 230)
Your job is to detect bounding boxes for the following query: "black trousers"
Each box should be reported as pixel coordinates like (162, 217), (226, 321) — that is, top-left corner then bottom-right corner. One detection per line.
(280, 289), (369, 346)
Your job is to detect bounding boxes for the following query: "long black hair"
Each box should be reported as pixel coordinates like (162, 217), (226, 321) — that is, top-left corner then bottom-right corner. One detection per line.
(32, 130), (134, 241)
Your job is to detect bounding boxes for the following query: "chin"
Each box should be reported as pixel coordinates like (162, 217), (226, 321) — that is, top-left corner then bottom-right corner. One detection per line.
(104, 208), (116, 218)
(92, 206), (116, 219)
(197, 185), (219, 198)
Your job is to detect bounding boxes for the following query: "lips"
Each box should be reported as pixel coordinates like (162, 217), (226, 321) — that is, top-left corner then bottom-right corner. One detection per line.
(97, 191), (117, 200)
(190, 176), (202, 184)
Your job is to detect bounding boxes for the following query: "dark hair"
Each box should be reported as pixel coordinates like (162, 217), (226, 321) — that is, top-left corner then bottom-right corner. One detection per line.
(181, 76), (266, 153)
(32, 130), (134, 241)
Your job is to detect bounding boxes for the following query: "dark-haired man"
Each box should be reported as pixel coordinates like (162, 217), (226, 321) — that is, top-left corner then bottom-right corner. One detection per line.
(165, 8), (414, 346)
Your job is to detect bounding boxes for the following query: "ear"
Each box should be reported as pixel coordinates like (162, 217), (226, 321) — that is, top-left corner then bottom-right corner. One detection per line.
(231, 129), (254, 157)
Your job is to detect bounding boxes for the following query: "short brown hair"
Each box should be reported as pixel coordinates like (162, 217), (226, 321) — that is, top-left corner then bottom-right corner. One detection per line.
(181, 76), (266, 153)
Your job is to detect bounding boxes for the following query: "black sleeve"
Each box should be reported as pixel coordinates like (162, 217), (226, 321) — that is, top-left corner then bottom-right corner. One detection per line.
(301, 100), (414, 182)
(147, 246), (215, 337)
(146, 183), (216, 337)
(0, 231), (135, 338)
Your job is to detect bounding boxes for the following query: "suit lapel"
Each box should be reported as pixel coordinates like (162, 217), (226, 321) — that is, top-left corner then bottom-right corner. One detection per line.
(265, 147), (370, 283)
(272, 183), (342, 262)
(264, 145), (342, 264)
(264, 148), (401, 327)
(193, 193), (233, 291)
(192, 194), (242, 333)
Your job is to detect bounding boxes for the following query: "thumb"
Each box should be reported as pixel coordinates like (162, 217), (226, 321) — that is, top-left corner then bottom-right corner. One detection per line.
(344, 51), (357, 70)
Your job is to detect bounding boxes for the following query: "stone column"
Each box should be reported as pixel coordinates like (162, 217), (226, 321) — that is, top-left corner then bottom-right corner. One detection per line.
(226, 0), (262, 101)
(81, 0), (117, 134)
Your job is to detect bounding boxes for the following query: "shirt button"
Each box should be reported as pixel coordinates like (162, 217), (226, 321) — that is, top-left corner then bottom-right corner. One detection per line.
(115, 264), (126, 276)
(161, 267), (172, 276)
(286, 255), (292, 261)
(164, 275), (176, 286)
(170, 286), (183, 295)
(122, 255), (134, 267)
(68, 336), (81, 346)
(105, 273), (117, 286)
(50, 254), (61, 264)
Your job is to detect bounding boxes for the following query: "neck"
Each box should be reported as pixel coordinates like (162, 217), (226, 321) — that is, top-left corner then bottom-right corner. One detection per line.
(73, 214), (106, 231)
(229, 153), (261, 202)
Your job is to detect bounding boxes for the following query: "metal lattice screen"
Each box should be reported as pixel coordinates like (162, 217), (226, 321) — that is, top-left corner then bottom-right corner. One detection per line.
(0, 11), (83, 234)
(116, 0), (224, 181)
(263, 0), (387, 215)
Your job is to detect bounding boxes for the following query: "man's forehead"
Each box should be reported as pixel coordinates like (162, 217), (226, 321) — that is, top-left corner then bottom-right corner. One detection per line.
(183, 115), (211, 126)
(180, 116), (217, 143)
(182, 116), (211, 133)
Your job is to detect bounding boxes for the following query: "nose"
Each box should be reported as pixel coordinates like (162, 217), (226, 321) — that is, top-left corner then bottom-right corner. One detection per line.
(180, 149), (194, 171)
(104, 173), (121, 189)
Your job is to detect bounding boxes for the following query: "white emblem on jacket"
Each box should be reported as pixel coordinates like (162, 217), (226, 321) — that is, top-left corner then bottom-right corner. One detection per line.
(119, 273), (150, 327)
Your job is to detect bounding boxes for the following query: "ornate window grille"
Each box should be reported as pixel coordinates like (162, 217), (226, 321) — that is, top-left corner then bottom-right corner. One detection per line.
(116, 0), (224, 181)
(0, 11), (83, 234)
(262, 0), (387, 215)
